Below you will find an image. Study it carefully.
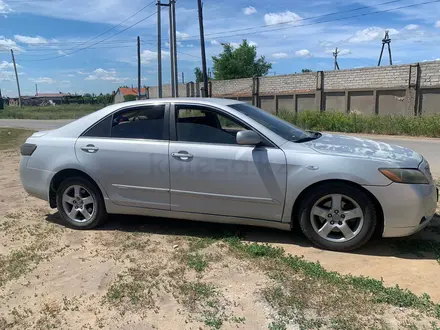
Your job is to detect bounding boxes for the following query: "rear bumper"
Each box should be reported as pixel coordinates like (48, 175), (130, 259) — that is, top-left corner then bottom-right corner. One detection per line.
(364, 183), (438, 238)
(20, 156), (54, 202)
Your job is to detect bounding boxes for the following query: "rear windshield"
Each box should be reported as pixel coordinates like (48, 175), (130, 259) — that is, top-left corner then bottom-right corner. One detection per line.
(229, 103), (310, 142)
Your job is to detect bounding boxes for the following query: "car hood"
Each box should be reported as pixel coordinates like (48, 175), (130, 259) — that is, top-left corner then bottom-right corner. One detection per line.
(308, 133), (423, 167)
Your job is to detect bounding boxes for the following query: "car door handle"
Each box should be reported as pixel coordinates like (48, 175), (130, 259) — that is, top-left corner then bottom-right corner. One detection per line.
(80, 144), (99, 153)
(171, 152), (193, 160)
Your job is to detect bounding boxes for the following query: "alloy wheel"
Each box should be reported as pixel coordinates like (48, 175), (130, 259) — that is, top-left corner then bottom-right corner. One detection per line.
(62, 185), (95, 223)
(310, 194), (364, 243)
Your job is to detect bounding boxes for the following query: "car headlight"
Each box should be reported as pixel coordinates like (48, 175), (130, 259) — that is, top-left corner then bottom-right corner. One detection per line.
(379, 168), (429, 184)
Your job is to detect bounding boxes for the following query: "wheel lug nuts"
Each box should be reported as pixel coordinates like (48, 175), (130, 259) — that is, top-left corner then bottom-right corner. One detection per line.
(334, 210), (339, 214)
(330, 221), (335, 225)
(328, 214), (332, 218)
(341, 214), (345, 219)
(338, 221), (342, 225)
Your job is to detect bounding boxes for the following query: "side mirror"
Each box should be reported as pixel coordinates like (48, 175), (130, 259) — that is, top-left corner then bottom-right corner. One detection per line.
(236, 130), (261, 145)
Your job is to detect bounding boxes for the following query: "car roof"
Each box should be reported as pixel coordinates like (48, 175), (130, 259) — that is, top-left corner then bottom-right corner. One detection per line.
(116, 97), (245, 107)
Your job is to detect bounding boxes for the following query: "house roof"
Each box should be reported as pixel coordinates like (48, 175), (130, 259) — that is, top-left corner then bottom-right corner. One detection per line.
(117, 87), (147, 96)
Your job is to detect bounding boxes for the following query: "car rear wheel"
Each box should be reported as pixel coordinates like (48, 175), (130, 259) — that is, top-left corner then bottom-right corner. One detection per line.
(56, 177), (107, 229)
(298, 183), (377, 251)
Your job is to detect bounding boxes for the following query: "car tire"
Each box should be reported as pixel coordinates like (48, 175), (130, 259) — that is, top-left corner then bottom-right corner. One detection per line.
(298, 182), (377, 251)
(56, 176), (107, 229)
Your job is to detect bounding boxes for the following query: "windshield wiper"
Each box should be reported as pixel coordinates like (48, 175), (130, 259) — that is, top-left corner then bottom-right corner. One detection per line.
(294, 131), (322, 143)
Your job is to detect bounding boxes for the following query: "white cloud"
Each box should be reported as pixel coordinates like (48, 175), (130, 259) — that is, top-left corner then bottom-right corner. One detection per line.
(84, 68), (129, 83)
(210, 40), (219, 45)
(436, 21), (440, 28)
(243, 6), (257, 15)
(248, 40), (258, 46)
(14, 35), (48, 45)
(0, 37), (20, 51)
(295, 49), (312, 58)
(404, 24), (419, 30)
(0, 71), (16, 81)
(0, 1), (12, 14)
(0, 60), (21, 69)
(140, 50), (169, 64)
(29, 77), (56, 84)
(176, 31), (190, 40)
(67, 74), (75, 77)
(324, 48), (351, 56)
(347, 27), (399, 43)
(272, 52), (288, 59)
(264, 11), (302, 26)
(57, 50), (67, 55)
(230, 42), (240, 48)
(60, 80), (71, 84)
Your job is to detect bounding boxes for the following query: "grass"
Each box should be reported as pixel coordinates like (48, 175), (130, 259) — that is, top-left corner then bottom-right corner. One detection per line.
(221, 237), (440, 329)
(186, 253), (209, 272)
(105, 267), (160, 311)
(279, 110), (440, 138)
(0, 248), (43, 286)
(0, 104), (102, 119)
(393, 239), (440, 264)
(0, 128), (34, 150)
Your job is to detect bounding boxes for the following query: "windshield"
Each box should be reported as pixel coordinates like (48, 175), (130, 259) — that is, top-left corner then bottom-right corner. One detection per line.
(229, 103), (311, 142)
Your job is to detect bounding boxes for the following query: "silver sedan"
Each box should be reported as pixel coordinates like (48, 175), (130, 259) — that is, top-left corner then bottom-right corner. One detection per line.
(20, 98), (438, 251)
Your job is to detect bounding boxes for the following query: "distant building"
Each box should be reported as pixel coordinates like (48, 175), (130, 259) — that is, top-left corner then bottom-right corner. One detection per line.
(7, 92), (75, 106)
(114, 87), (147, 104)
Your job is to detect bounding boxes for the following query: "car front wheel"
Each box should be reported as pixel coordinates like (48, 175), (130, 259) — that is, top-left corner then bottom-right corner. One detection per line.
(56, 177), (107, 229)
(298, 183), (377, 251)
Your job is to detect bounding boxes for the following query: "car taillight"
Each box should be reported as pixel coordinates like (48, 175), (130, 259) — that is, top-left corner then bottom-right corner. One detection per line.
(20, 143), (37, 156)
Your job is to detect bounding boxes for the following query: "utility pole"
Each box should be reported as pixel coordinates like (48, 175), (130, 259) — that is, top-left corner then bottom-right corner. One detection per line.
(378, 30), (392, 66)
(35, 84), (38, 96)
(197, 0), (209, 97)
(10, 49), (22, 107)
(168, 0), (179, 97)
(182, 72), (184, 84)
(137, 36), (141, 99)
(171, 0), (178, 96)
(168, 0), (175, 96)
(157, 0), (163, 98)
(333, 47), (340, 70)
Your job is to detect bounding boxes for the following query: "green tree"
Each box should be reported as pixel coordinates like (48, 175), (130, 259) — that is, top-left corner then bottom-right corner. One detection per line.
(212, 40), (271, 80)
(194, 67), (204, 83)
(301, 69), (312, 73)
(124, 95), (137, 102)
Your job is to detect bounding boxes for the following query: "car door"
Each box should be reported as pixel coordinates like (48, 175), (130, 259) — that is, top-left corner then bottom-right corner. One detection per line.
(169, 103), (287, 221)
(75, 103), (171, 210)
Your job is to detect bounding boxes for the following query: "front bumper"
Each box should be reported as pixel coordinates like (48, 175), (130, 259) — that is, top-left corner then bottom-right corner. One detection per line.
(365, 182), (438, 238)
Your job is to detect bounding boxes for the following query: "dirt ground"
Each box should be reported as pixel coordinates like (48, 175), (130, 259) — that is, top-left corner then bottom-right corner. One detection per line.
(1, 148), (440, 329)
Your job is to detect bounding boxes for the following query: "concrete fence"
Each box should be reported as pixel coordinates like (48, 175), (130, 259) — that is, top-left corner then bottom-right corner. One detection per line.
(146, 61), (440, 116)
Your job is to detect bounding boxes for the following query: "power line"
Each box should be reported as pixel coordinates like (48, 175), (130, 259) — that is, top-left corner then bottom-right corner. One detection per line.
(144, 0), (405, 43)
(59, 0), (155, 52)
(4, 0), (61, 2)
(199, 0), (440, 43)
(202, 0), (405, 38)
(19, 10), (158, 62)
(142, 0), (439, 43)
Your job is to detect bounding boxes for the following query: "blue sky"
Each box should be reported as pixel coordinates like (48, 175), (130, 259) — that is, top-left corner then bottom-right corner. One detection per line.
(0, 0), (440, 97)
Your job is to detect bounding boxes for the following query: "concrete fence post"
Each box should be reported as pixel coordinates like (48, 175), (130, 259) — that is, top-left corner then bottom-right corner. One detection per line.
(315, 71), (324, 111)
(407, 63), (420, 116)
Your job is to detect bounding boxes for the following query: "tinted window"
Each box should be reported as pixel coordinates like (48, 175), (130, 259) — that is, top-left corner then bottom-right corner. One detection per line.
(111, 105), (166, 140)
(176, 106), (246, 145)
(229, 103), (310, 142)
(83, 115), (112, 138)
